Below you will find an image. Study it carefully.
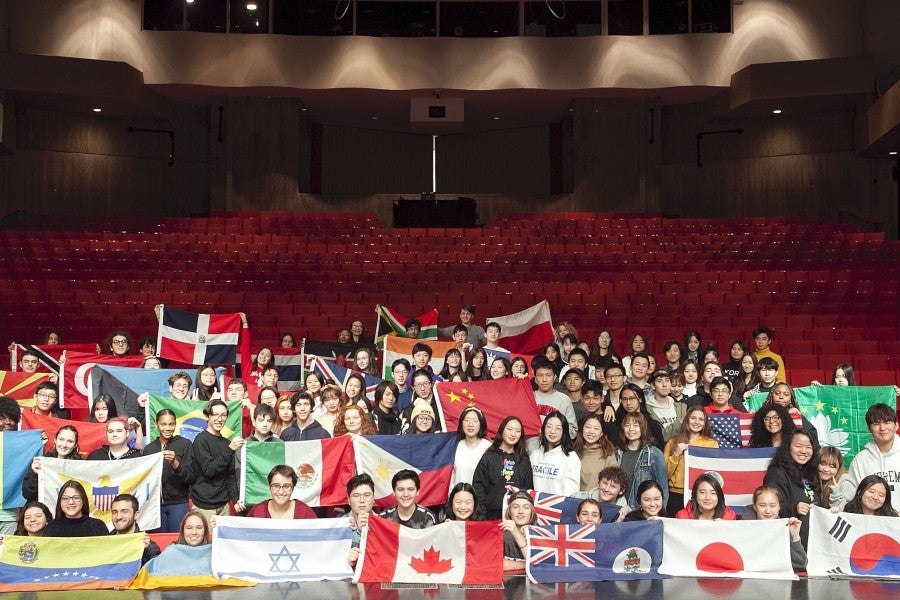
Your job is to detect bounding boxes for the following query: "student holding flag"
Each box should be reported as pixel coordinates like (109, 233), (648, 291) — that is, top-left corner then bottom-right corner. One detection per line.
(22, 425), (82, 502)
(86, 417), (142, 461)
(142, 408), (193, 533)
(190, 399), (245, 519)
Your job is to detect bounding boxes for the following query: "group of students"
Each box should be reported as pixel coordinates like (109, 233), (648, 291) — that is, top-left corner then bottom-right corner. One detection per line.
(4, 310), (900, 578)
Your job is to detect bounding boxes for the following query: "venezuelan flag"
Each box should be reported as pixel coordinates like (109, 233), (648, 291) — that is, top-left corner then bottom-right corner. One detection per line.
(0, 533), (144, 591)
(0, 430), (44, 509)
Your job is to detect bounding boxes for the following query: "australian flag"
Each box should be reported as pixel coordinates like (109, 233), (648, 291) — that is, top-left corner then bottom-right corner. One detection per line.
(157, 306), (242, 366)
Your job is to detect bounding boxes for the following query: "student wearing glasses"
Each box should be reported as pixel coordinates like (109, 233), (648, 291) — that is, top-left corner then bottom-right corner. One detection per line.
(190, 399), (245, 519)
(43, 480), (108, 537)
(246, 465), (316, 519)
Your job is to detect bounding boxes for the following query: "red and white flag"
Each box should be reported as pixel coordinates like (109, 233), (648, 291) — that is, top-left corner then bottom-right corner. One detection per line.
(659, 519), (796, 580)
(156, 305), (243, 366)
(12, 343), (97, 374)
(487, 300), (554, 354)
(807, 506), (900, 578)
(60, 352), (143, 409)
(683, 447), (775, 515)
(354, 516), (503, 584)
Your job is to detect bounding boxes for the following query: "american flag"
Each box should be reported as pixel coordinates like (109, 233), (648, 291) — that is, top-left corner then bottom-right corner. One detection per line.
(708, 412), (804, 448)
(528, 525), (596, 569)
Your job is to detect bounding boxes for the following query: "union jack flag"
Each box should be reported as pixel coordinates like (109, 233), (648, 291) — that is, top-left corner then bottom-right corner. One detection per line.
(528, 525), (596, 568)
(312, 357), (382, 401)
(504, 487), (621, 526)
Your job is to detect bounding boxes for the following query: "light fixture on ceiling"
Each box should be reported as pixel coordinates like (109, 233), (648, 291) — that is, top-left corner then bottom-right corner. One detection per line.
(772, 109), (782, 114)
(92, 108), (102, 113)
(890, 151), (898, 156)
(493, 116), (500, 120)
(247, 3), (258, 10)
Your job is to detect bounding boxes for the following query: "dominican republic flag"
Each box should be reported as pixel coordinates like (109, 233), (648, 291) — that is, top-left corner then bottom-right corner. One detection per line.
(0, 369), (50, 403)
(707, 412), (803, 448)
(659, 519), (796, 580)
(683, 447), (775, 515)
(92, 365), (225, 421)
(353, 433), (457, 508)
(374, 305), (439, 342)
(0, 430), (44, 510)
(504, 487), (622, 525)
(527, 520), (664, 583)
(237, 347), (303, 392)
(312, 357), (383, 402)
(486, 300), (554, 354)
(60, 352), (143, 409)
(435, 378), (543, 438)
(381, 336), (459, 381)
(157, 305), (242, 366)
(240, 437), (356, 507)
(39, 454), (164, 531)
(212, 516), (355, 582)
(0, 533), (145, 591)
(11, 343), (97, 374)
(807, 506), (900, 578)
(354, 516), (503, 584)
(20, 412), (108, 457)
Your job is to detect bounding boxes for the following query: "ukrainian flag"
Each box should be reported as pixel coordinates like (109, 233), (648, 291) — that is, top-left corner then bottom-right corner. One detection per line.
(129, 544), (253, 589)
(0, 430), (44, 509)
(146, 395), (243, 443)
(0, 533), (144, 590)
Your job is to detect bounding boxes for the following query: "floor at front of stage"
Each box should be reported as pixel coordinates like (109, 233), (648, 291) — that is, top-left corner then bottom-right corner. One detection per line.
(3, 576), (899, 600)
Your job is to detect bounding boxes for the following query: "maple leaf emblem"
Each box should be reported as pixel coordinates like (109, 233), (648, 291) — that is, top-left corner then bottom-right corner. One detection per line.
(409, 546), (454, 575)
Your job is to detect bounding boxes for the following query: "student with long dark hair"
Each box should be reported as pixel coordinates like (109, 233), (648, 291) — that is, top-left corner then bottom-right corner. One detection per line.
(763, 428), (820, 546)
(472, 416), (533, 520)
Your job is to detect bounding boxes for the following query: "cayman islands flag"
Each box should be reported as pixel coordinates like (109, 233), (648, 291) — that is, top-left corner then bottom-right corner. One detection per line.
(354, 516), (503, 584)
(241, 437), (356, 507)
(353, 433), (457, 508)
(526, 520), (664, 583)
(684, 447), (775, 515)
(0, 533), (144, 591)
(375, 305), (439, 342)
(39, 454), (164, 530)
(1, 430), (45, 509)
(212, 516), (355, 582)
(157, 305), (242, 366)
(807, 506), (900, 578)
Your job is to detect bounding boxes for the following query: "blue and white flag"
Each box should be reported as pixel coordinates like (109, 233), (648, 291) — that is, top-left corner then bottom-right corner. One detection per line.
(91, 365), (225, 420)
(211, 516), (355, 582)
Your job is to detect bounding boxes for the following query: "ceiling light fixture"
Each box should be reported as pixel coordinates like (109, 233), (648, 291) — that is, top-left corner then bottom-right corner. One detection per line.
(890, 151), (898, 156)
(92, 108), (102, 113)
(772, 109), (782, 114)
(247, 3), (258, 10)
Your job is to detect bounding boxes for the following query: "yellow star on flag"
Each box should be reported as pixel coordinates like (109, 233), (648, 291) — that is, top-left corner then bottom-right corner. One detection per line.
(815, 400), (826, 412)
(840, 417), (848, 425)
(831, 406), (839, 414)
(448, 392), (462, 403)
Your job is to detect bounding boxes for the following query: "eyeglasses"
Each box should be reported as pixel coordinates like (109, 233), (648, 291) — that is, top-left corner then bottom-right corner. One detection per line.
(269, 484), (294, 491)
(60, 495), (81, 503)
(763, 415), (782, 423)
(606, 374), (624, 379)
(413, 381), (431, 389)
(350, 492), (373, 501)
(210, 413), (228, 420)
(111, 339), (128, 345)
(36, 392), (58, 400)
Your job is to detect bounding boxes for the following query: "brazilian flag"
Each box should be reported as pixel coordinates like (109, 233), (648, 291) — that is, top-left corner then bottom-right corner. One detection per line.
(145, 395), (243, 443)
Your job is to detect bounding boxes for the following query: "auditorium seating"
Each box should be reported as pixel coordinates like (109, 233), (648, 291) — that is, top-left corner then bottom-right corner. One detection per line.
(1, 211), (898, 384)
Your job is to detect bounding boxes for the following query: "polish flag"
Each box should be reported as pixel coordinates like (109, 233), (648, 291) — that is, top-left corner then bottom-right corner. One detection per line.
(354, 516), (503, 584)
(487, 301), (554, 354)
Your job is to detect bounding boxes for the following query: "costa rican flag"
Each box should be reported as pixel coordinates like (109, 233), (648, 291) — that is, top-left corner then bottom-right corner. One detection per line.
(528, 525), (596, 568)
(156, 306), (242, 366)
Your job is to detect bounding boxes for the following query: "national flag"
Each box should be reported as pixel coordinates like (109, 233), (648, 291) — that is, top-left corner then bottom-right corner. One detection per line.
(240, 437), (356, 507)
(130, 544), (254, 589)
(503, 487), (622, 525)
(526, 520), (664, 583)
(313, 357), (383, 402)
(237, 347), (303, 391)
(659, 519), (797, 580)
(301, 338), (357, 370)
(212, 516), (355, 582)
(91, 365), (225, 421)
(354, 516), (503, 584)
(0, 369), (50, 402)
(684, 447), (775, 515)
(353, 433), (457, 508)
(482, 348), (535, 374)
(39, 453), (164, 530)
(157, 305), (242, 366)
(807, 505), (900, 578)
(749, 385), (895, 465)
(20, 411), (108, 456)
(0, 533), (145, 591)
(0, 430), (44, 509)
(145, 395), (243, 442)
(486, 300), (554, 354)
(59, 351), (143, 409)
(11, 343), (97, 374)
(434, 378), (543, 438)
(708, 412), (803, 448)
(381, 336), (459, 381)
(375, 305), (439, 342)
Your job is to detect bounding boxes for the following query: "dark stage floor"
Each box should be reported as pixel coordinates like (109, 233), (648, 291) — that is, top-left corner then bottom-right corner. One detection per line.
(2, 576), (899, 600)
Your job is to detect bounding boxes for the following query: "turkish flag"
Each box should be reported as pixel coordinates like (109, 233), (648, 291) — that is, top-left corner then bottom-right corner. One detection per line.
(354, 516), (503, 584)
(59, 352), (143, 409)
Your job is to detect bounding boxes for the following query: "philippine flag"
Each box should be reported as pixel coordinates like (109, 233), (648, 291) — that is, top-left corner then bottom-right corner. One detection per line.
(807, 506), (900, 578)
(157, 305), (242, 366)
(354, 516), (503, 584)
(659, 519), (796, 580)
(353, 433), (457, 508)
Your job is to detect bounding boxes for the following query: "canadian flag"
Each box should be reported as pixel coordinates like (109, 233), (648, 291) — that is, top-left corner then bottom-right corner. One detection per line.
(354, 516), (503, 585)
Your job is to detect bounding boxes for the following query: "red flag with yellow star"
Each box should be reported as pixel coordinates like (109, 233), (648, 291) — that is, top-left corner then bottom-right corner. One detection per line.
(434, 378), (543, 438)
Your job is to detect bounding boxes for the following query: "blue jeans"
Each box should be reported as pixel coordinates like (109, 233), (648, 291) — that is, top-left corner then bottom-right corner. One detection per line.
(151, 502), (190, 533)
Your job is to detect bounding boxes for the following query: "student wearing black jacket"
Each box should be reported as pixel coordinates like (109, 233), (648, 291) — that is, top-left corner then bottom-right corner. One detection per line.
(142, 408), (193, 533)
